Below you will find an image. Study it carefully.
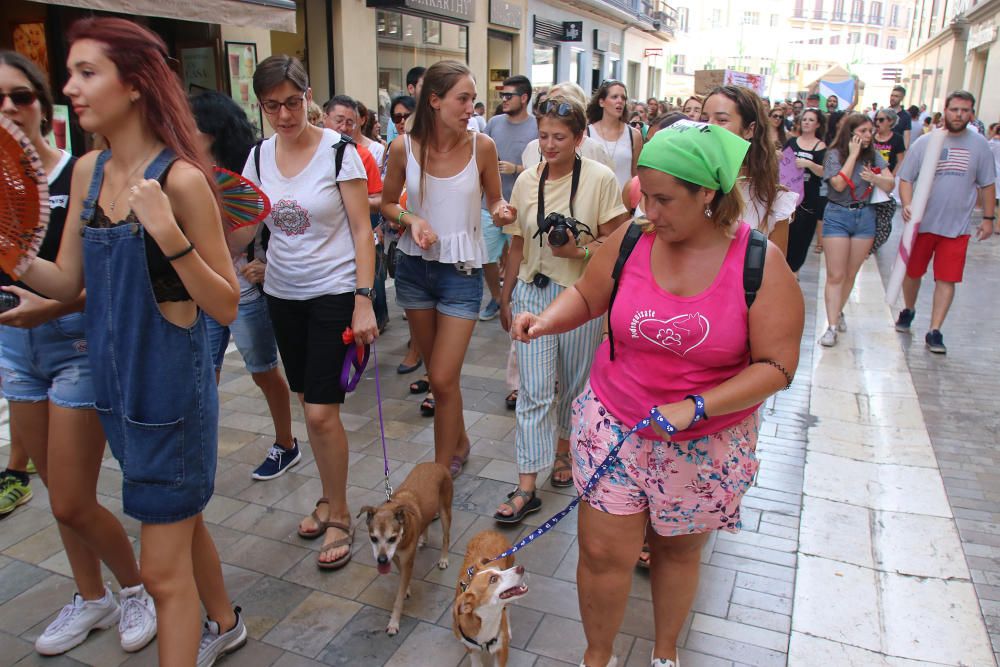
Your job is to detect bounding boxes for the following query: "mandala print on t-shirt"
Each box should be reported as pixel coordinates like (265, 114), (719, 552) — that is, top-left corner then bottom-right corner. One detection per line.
(271, 199), (311, 236)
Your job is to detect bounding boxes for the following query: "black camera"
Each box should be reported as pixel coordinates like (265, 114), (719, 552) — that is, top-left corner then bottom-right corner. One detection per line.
(535, 212), (587, 247)
(0, 292), (21, 313)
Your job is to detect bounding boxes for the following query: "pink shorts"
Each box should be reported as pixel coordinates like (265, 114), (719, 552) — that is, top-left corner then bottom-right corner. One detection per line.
(570, 383), (761, 536)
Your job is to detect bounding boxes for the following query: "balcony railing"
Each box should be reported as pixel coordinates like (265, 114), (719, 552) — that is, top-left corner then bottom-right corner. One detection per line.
(849, 12), (864, 22)
(813, 10), (828, 19)
(638, 0), (677, 34)
(868, 15), (883, 25)
(831, 12), (846, 21)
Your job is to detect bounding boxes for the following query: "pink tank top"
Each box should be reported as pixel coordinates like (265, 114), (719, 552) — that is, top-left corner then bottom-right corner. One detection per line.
(590, 223), (759, 441)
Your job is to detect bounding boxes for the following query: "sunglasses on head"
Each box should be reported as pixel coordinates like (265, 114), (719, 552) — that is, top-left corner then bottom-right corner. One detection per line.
(392, 111), (411, 123)
(540, 100), (573, 116)
(0, 90), (38, 107)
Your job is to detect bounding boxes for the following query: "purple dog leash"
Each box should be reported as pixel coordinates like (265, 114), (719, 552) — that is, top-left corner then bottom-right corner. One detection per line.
(340, 328), (392, 501)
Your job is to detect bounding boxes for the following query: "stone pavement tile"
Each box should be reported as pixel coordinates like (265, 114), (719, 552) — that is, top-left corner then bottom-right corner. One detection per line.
(13, 652), (88, 666)
(798, 496), (873, 568)
(507, 526), (574, 577)
(220, 562), (265, 599)
(508, 572), (581, 622)
(65, 623), (132, 667)
(222, 502), (303, 542)
(236, 470), (311, 507)
(0, 573), (75, 636)
(874, 510), (969, 579)
(203, 493), (248, 525)
(383, 621), (467, 667)
(317, 605), (417, 666)
(270, 652), (329, 667)
(787, 631), (941, 667)
(0, 560), (50, 605)
(707, 553), (795, 584)
(0, 630), (34, 665)
(682, 631), (786, 667)
(534, 659), (576, 667)
(262, 590), (362, 658)
(212, 638), (286, 667)
(711, 540), (796, 569)
(219, 533), (311, 577)
(0, 506), (55, 552)
(233, 575), (313, 640)
(689, 614), (787, 653)
(617, 595), (658, 641)
(726, 604), (790, 635)
(527, 614), (634, 665)
(690, 564), (736, 618)
(357, 572), (455, 624)
(729, 587), (792, 616)
(283, 554), (379, 600)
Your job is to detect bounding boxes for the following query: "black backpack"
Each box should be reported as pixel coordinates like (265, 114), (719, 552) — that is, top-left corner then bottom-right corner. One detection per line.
(607, 223), (768, 360)
(247, 134), (355, 262)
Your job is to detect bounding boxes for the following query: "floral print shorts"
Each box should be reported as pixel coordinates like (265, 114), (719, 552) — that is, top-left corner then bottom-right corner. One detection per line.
(570, 383), (761, 536)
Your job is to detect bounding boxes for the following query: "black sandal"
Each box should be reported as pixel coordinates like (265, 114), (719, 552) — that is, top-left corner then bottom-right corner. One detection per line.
(410, 376), (430, 394)
(550, 452), (574, 488)
(505, 390), (518, 410)
(494, 488), (541, 525)
(420, 394), (435, 417)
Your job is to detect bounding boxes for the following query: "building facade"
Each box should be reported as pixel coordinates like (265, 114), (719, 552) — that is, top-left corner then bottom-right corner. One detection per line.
(902, 0), (999, 124)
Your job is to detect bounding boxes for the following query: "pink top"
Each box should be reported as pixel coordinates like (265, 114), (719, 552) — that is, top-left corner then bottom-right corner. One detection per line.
(590, 223), (760, 441)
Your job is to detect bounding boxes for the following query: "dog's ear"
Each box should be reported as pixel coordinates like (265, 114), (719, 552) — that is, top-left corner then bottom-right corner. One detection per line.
(357, 506), (376, 523)
(394, 507), (407, 526)
(479, 557), (491, 566)
(457, 591), (476, 616)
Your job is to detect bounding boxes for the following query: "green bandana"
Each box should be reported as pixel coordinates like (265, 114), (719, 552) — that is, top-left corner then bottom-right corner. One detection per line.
(637, 120), (749, 193)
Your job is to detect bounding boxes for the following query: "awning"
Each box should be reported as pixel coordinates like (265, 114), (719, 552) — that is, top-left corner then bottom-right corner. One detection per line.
(31, 0), (298, 32)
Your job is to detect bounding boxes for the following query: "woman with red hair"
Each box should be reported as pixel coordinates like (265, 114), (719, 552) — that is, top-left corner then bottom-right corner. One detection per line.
(22, 18), (245, 666)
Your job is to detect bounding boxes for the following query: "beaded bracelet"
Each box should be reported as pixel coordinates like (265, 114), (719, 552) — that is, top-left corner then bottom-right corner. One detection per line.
(755, 359), (793, 390)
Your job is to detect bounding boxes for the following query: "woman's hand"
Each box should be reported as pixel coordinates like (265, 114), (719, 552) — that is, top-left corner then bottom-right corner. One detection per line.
(510, 311), (549, 342)
(859, 164), (877, 183)
(241, 259), (266, 285)
(499, 300), (513, 333)
(352, 297), (379, 344)
(794, 157), (812, 169)
(649, 399), (697, 441)
(128, 179), (179, 242)
(0, 286), (67, 328)
(847, 134), (863, 158)
(405, 215), (438, 249)
(491, 201), (517, 227)
(549, 236), (582, 260)
(498, 161), (518, 176)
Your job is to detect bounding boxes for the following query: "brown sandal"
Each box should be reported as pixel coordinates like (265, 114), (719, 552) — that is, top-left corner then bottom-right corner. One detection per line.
(316, 521), (353, 570)
(551, 452), (574, 488)
(298, 498), (332, 540)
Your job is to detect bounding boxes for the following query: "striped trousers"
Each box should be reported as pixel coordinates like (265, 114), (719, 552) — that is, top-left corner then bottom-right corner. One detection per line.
(513, 279), (603, 473)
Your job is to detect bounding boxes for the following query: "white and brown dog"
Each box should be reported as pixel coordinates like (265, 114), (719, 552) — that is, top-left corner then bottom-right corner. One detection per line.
(358, 461), (453, 635)
(453, 531), (529, 667)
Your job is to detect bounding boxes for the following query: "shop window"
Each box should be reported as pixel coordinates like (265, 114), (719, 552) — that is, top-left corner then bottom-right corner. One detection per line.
(672, 54), (686, 74)
(627, 61), (640, 100)
(743, 11), (760, 25)
(677, 7), (689, 31)
(848, 32), (861, 43)
(865, 33), (878, 46)
(569, 50), (583, 86)
(830, 34), (841, 44)
(532, 44), (557, 89)
(887, 35), (897, 49)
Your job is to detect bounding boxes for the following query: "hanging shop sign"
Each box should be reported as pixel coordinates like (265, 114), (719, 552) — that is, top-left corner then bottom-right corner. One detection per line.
(561, 21), (583, 42)
(367, 0), (475, 23)
(489, 0), (522, 29)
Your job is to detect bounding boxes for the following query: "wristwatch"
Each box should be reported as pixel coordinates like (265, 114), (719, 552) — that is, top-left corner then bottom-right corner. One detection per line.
(354, 288), (373, 300)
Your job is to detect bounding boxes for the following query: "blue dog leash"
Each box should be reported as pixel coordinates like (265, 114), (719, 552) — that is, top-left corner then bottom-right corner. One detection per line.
(467, 406), (680, 579)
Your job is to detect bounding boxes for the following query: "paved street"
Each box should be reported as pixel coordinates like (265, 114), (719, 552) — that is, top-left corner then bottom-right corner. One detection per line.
(0, 234), (998, 666)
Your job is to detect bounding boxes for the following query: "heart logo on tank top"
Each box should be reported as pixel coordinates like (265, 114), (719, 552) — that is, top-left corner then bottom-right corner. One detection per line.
(637, 313), (710, 357)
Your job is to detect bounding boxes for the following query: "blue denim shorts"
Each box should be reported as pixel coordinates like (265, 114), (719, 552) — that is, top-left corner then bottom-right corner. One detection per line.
(394, 251), (484, 320)
(823, 202), (876, 239)
(205, 294), (280, 373)
(0, 313), (96, 409)
(481, 210), (507, 263)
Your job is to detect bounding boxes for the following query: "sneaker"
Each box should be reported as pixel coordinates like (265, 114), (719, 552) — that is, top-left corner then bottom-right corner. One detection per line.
(118, 584), (157, 652)
(895, 308), (915, 333)
(35, 586), (120, 656)
(925, 329), (947, 354)
(197, 607), (247, 667)
(0, 472), (32, 516)
(25, 460), (37, 475)
(819, 327), (838, 347)
(651, 651), (679, 667)
(579, 658), (618, 667)
(837, 312), (847, 332)
(479, 299), (500, 321)
(251, 439), (301, 481)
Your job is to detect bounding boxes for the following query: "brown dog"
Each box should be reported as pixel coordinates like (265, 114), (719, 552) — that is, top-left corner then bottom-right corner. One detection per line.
(453, 531), (528, 667)
(359, 461), (453, 635)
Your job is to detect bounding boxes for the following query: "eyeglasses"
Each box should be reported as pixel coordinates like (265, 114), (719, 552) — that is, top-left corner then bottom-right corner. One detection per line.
(392, 112), (411, 123)
(499, 92), (516, 101)
(875, 117), (891, 123)
(769, 113), (784, 120)
(260, 95), (305, 115)
(540, 100), (573, 116)
(0, 90), (38, 107)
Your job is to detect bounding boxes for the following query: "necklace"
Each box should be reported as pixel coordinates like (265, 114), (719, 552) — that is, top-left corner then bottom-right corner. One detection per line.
(593, 122), (622, 162)
(107, 146), (160, 213)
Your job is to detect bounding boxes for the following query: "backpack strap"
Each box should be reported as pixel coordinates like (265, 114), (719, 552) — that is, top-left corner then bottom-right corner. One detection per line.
(743, 228), (768, 309)
(252, 139), (265, 183)
(333, 134), (354, 180)
(607, 222), (645, 361)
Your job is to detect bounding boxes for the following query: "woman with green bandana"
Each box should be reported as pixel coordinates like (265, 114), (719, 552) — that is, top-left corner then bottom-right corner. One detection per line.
(511, 121), (804, 667)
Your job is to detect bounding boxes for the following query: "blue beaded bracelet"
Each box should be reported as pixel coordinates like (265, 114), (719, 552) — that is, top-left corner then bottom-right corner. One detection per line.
(686, 394), (708, 423)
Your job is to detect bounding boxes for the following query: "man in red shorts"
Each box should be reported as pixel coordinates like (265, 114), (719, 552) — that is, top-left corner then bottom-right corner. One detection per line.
(895, 90), (997, 354)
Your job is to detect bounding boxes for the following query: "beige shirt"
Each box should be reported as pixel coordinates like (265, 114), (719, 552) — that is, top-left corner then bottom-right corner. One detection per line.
(521, 137), (614, 171)
(506, 157), (627, 288)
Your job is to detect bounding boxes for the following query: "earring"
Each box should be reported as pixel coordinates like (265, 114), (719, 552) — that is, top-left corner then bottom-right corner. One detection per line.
(704, 207), (713, 218)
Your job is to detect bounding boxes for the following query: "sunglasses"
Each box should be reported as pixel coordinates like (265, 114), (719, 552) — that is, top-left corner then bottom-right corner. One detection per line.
(629, 121), (644, 128)
(392, 112), (411, 123)
(0, 90), (38, 107)
(875, 117), (891, 122)
(540, 100), (573, 116)
(770, 113), (784, 119)
(499, 92), (516, 101)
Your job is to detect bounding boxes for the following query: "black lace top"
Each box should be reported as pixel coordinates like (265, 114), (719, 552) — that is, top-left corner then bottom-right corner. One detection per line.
(90, 204), (191, 303)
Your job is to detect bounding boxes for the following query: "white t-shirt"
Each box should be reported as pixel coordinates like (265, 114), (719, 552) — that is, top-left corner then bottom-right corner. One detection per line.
(737, 180), (799, 234)
(242, 128), (367, 300)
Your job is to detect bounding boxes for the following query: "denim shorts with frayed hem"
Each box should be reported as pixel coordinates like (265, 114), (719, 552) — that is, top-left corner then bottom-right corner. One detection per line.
(822, 202), (876, 239)
(394, 251), (483, 321)
(0, 313), (96, 409)
(205, 295), (280, 374)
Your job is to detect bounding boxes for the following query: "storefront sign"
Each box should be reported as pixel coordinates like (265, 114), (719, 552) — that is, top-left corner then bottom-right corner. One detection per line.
(489, 0), (522, 29)
(224, 41), (263, 137)
(967, 22), (997, 53)
(181, 47), (219, 94)
(367, 0), (475, 23)
(594, 29), (609, 52)
(561, 21), (583, 42)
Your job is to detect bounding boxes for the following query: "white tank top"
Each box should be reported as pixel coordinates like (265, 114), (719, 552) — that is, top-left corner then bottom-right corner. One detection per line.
(399, 133), (487, 266)
(588, 123), (632, 189)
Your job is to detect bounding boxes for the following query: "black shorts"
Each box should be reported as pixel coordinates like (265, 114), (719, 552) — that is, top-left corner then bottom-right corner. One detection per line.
(265, 293), (355, 404)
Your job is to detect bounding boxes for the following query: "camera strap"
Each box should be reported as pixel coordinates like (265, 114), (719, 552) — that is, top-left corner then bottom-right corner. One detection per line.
(536, 154), (582, 229)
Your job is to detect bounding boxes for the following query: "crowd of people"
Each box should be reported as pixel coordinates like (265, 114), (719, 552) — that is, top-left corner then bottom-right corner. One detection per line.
(0, 17), (996, 667)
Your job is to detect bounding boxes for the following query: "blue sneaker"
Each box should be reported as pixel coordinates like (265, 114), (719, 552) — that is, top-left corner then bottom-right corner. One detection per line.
(251, 439), (301, 480)
(479, 299), (500, 321)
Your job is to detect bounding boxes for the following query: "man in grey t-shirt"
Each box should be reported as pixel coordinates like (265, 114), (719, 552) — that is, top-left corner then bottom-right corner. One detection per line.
(478, 75), (538, 321)
(895, 90), (997, 354)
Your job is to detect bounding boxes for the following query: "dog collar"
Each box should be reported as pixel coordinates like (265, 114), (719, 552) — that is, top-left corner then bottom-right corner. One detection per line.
(459, 625), (499, 653)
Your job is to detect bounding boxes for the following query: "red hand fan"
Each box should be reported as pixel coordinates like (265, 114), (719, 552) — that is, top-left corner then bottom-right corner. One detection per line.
(214, 167), (271, 231)
(0, 116), (49, 279)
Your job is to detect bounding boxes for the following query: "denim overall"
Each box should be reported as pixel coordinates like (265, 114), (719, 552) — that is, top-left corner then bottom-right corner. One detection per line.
(81, 149), (217, 523)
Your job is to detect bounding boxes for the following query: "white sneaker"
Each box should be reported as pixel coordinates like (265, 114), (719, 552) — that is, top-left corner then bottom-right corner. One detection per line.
(651, 650), (679, 667)
(35, 586), (120, 656)
(819, 327), (838, 347)
(197, 606), (247, 667)
(579, 657), (618, 667)
(118, 584), (157, 652)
